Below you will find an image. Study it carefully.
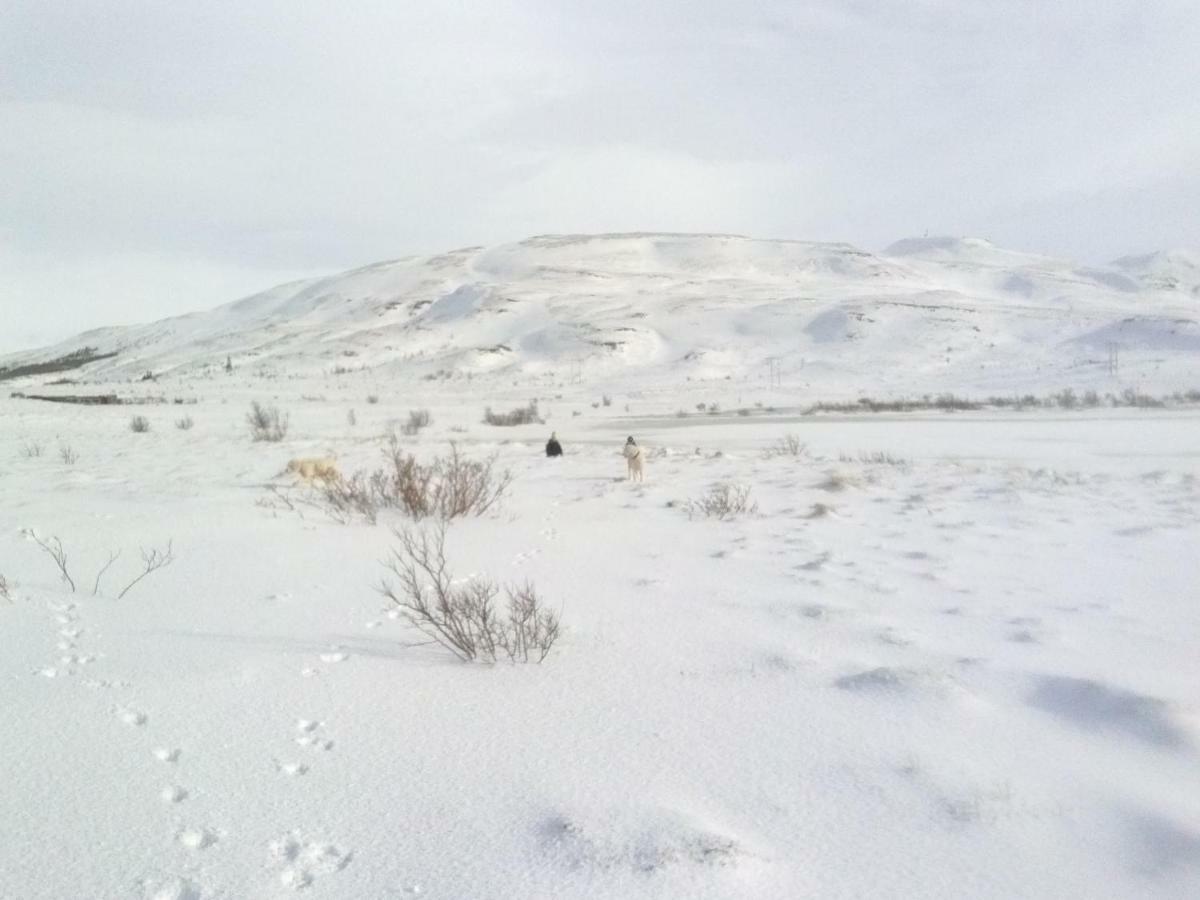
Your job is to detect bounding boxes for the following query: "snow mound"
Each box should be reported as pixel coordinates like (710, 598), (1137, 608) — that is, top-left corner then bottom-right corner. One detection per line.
(1112, 249), (1200, 294)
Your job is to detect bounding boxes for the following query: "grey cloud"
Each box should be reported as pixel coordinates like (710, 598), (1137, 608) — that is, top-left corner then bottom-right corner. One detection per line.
(1, 1), (1198, 349)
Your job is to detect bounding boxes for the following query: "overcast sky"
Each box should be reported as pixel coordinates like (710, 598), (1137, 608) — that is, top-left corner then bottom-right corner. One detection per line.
(2, 1), (1198, 351)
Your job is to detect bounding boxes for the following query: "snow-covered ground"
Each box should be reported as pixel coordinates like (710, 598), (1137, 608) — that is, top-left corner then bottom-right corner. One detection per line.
(2, 377), (1198, 899)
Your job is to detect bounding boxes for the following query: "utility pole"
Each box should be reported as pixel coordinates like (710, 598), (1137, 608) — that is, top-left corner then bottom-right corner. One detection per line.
(1106, 342), (1120, 376)
(765, 357), (781, 389)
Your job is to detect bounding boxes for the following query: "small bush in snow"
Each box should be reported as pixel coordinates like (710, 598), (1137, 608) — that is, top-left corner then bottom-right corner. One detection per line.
(19, 440), (45, 458)
(317, 438), (511, 524)
(378, 523), (560, 663)
(1053, 388), (1077, 409)
(484, 400), (542, 426)
(30, 534), (175, 598)
(347, 408), (358, 427)
(401, 408), (432, 436)
(601, 394), (613, 407)
(59, 444), (79, 465)
(366, 394), (380, 405)
(175, 416), (194, 430)
(0, 573), (11, 602)
(685, 483), (758, 520)
(1119, 388), (1164, 408)
(247, 401), (289, 442)
(843, 451), (907, 466)
(129, 415), (151, 433)
(764, 434), (806, 458)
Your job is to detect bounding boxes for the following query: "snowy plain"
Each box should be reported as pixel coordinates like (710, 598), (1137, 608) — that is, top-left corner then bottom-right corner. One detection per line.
(2, 233), (1199, 898)
(2, 387), (1198, 899)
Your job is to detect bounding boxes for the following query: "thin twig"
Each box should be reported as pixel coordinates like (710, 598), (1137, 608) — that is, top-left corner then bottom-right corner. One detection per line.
(34, 535), (75, 592)
(116, 540), (175, 599)
(92, 550), (121, 596)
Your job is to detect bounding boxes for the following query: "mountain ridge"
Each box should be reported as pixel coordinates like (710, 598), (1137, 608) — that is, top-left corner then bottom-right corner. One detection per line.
(3, 232), (1198, 396)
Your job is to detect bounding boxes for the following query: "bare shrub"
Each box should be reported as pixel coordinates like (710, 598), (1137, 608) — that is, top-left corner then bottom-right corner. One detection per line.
(316, 472), (380, 525)
(484, 400), (542, 426)
(1119, 388), (1165, 408)
(347, 408), (358, 427)
(316, 438), (511, 524)
(601, 394), (612, 407)
(19, 440), (45, 458)
(1082, 390), (1101, 408)
(0, 574), (11, 602)
(685, 483), (758, 520)
(764, 434), (806, 458)
(855, 451), (907, 466)
(59, 444), (79, 465)
(402, 408), (432, 436)
(31, 534), (174, 598)
(1053, 388), (1077, 409)
(175, 416), (195, 430)
(377, 523), (560, 663)
(247, 401), (289, 441)
(435, 443), (512, 519)
(367, 394), (380, 405)
(129, 415), (151, 433)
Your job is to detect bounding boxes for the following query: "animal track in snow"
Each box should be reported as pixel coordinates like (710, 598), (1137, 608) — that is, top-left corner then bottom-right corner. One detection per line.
(176, 827), (217, 851)
(83, 678), (130, 690)
(268, 832), (352, 890)
(160, 785), (188, 804)
(140, 876), (202, 900)
(154, 747), (181, 763)
(116, 706), (148, 727)
(275, 760), (310, 777)
(294, 720), (334, 751)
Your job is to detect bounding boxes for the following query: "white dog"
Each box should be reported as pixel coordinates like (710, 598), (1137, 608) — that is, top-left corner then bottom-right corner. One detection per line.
(623, 437), (644, 482)
(285, 456), (341, 484)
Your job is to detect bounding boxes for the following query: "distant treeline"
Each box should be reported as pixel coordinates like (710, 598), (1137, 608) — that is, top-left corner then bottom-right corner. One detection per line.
(0, 347), (118, 382)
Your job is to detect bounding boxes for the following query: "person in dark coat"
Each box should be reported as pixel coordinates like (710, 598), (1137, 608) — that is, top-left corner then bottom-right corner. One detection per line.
(545, 432), (563, 457)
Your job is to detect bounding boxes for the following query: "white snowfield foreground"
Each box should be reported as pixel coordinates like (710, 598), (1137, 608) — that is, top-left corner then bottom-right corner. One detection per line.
(1, 232), (1198, 897)
(1, 384), (1198, 899)
(2, 232), (1199, 397)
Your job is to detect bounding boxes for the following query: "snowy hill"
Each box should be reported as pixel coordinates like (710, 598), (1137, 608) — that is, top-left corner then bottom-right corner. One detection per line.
(3, 233), (1199, 397)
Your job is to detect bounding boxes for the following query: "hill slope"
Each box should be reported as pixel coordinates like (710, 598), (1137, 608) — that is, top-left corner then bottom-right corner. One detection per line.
(3, 233), (1198, 396)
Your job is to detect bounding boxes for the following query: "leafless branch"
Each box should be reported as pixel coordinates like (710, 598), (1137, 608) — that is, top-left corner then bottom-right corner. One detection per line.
(116, 540), (175, 599)
(34, 535), (75, 592)
(92, 550), (121, 596)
